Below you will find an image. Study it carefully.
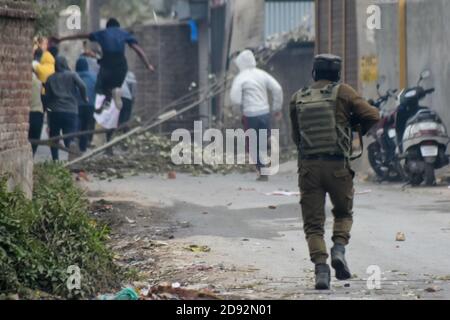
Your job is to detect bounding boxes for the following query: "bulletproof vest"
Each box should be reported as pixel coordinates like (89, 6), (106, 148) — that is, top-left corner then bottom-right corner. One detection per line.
(295, 83), (352, 158)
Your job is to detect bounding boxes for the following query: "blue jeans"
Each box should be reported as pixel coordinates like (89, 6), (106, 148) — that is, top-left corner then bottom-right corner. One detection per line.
(48, 112), (78, 161)
(242, 113), (272, 173)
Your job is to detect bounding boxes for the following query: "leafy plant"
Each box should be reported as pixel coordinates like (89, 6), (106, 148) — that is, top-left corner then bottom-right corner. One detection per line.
(0, 163), (121, 299)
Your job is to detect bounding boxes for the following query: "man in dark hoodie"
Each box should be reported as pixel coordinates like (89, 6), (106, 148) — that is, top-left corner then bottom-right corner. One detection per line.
(53, 18), (154, 112)
(76, 58), (97, 153)
(46, 56), (88, 161)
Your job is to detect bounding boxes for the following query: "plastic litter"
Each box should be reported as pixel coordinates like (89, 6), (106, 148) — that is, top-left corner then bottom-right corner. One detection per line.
(99, 287), (139, 300)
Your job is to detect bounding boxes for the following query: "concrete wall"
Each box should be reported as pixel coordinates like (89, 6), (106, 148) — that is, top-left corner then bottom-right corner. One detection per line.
(405, 0), (450, 129)
(351, 0), (450, 170)
(0, 1), (35, 197)
(356, 0), (450, 129)
(229, 0), (265, 55)
(127, 21), (199, 132)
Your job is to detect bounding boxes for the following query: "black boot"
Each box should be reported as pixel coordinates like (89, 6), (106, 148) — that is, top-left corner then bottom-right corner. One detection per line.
(331, 244), (352, 281)
(315, 264), (331, 290)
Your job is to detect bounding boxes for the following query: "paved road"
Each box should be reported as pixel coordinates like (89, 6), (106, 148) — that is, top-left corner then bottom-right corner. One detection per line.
(86, 162), (450, 300)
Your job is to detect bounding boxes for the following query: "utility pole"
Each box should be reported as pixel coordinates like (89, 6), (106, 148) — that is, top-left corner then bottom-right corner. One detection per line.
(198, 1), (211, 131)
(85, 0), (102, 32)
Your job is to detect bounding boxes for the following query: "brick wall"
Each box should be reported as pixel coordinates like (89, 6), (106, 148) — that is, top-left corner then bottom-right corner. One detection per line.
(0, 0), (35, 197)
(127, 21), (199, 132)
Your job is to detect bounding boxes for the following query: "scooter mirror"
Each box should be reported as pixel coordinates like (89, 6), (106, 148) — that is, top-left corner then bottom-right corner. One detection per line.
(420, 70), (431, 81)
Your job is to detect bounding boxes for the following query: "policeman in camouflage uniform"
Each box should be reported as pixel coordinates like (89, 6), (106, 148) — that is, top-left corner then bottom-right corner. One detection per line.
(290, 54), (380, 290)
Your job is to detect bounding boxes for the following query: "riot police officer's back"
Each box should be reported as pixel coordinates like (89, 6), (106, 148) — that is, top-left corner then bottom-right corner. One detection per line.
(289, 54), (380, 290)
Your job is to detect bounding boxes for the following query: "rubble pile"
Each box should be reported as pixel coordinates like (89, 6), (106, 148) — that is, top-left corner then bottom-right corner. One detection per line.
(82, 132), (254, 179)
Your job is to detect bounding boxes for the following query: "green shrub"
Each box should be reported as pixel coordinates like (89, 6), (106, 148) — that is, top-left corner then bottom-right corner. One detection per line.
(0, 163), (121, 299)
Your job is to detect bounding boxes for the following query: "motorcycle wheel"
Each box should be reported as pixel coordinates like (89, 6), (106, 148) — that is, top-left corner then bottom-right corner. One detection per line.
(368, 143), (385, 179)
(424, 163), (436, 186)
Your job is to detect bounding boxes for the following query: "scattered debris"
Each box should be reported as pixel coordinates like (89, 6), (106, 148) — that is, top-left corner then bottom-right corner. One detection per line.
(99, 288), (139, 300)
(238, 187), (256, 192)
(75, 170), (90, 182)
(144, 284), (221, 300)
(425, 286), (442, 293)
(168, 171), (177, 180)
(82, 133), (253, 180)
(125, 217), (136, 224)
(179, 221), (191, 228)
(396, 232), (406, 242)
(185, 245), (211, 253)
(432, 275), (450, 281)
(265, 191), (300, 197)
(90, 199), (114, 216)
(356, 189), (372, 195)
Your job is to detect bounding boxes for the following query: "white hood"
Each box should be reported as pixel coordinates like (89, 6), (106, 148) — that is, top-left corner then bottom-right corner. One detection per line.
(234, 50), (257, 71)
(230, 50), (283, 117)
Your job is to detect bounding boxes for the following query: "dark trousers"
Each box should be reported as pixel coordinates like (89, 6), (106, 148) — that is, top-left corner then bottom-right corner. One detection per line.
(119, 98), (133, 129)
(78, 105), (95, 152)
(242, 113), (272, 173)
(298, 160), (355, 265)
(48, 112), (78, 161)
(96, 59), (127, 98)
(28, 112), (44, 156)
(41, 94), (49, 112)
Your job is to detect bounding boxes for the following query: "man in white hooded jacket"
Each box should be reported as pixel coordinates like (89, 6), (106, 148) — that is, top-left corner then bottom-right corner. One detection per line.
(230, 50), (283, 181)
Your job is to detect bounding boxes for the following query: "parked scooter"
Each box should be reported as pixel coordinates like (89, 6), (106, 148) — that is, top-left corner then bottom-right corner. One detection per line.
(398, 70), (450, 186)
(367, 84), (404, 181)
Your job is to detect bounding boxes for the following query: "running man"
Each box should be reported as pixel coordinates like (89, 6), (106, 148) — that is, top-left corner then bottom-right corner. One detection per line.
(53, 18), (154, 112)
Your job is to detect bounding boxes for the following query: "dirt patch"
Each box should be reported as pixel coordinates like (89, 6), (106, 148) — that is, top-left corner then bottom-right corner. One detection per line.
(87, 198), (270, 299)
(90, 199), (175, 239)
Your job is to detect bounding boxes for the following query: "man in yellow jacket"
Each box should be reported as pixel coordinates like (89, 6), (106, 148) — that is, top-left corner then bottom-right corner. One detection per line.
(33, 50), (55, 85)
(32, 49), (56, 110)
